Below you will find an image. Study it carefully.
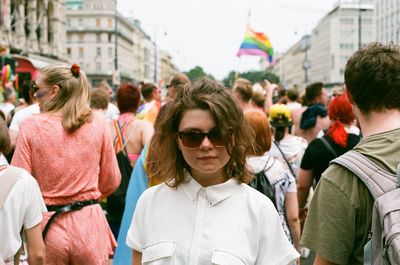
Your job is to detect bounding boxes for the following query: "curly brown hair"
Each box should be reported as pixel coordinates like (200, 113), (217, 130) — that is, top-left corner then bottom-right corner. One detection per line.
(345, 42), (400, 113)
(146, 78), (253, 187)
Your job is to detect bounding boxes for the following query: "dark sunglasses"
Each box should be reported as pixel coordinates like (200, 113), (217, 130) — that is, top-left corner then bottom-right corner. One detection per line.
(177, 128), (231, 148)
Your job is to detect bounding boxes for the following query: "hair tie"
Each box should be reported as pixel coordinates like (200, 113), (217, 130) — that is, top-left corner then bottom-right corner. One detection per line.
(71, 63), (80, 78)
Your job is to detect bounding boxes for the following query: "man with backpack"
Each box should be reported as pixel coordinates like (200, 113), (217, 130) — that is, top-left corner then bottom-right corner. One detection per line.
(301, 42), (400, 265)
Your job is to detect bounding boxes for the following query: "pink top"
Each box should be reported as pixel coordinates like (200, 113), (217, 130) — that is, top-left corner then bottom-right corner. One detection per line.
(12, 112), (121, 206)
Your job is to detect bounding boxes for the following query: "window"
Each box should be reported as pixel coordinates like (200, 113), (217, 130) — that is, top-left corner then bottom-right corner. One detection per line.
(96, 47), (101, 57)
(108, 33), (112, 43)
(79, 33), (84, 43)
(66, 19), (71, 27)
(340, 18), (354, 25)
(67, 47), (71, 56)
(96, 33), (101, 43)
(78, 18), (83, 27)
(339, 43), (354, 50)
(96, 63), (101, 72)
(108, 18), (113, 28)
(108, 47), (112, 57)
(79, 47), (84, 57)
(96, 18), (101, 27)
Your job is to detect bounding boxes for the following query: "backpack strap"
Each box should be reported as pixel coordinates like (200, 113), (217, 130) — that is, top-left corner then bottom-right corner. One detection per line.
(113, 120), (136, 157)
(331, 150), (397, 199)
(319, 136), (338, 158)
(273, 141), (297, 178)
(0, 166), (22, 208)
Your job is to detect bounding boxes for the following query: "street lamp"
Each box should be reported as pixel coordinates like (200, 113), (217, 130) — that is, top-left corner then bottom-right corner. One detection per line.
(113, 0), (120, 90)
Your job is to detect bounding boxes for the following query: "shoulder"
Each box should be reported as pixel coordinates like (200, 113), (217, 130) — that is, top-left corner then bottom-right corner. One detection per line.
(137, 182), (173, 204)
(321, 163), (371, 208)
(18, 114), (45, 132)
(239, 183), (277, 213)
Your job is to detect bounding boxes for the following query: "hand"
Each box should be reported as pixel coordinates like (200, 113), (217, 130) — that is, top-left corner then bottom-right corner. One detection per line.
(299, 207), (308, 232)
(262, 79), (278, 94)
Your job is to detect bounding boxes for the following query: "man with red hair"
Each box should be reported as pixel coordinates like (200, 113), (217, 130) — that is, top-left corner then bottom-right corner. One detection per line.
(301, 43), (400, 264)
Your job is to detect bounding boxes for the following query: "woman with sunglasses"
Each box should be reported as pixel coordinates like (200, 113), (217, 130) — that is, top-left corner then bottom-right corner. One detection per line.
(126, 78), (299, 265)
(12, 64), (121, 264)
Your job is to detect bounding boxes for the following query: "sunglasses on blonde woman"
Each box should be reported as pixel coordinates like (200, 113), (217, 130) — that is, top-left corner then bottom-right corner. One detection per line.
(177, 128), (231, 148)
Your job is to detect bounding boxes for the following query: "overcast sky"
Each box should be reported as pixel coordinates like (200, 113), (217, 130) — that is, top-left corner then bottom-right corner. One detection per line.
(118, 0), (340, 80)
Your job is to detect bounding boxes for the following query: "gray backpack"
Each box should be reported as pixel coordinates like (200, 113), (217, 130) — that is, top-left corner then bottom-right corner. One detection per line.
(332, 150), (400, 265)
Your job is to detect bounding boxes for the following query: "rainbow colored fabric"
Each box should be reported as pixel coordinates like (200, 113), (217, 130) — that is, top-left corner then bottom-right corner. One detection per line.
(236, 27), (274, 63)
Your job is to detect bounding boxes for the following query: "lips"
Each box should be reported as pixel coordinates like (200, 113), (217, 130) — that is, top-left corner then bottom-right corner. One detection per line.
(198, 156), (218, 160)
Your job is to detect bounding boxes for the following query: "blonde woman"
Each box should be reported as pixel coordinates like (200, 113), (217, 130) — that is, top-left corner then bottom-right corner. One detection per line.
(12, 64), (121, 264)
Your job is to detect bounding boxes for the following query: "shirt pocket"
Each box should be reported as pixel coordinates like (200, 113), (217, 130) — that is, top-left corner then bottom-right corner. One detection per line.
(211, 249), (246, 265)
(142, 241), (176, 265)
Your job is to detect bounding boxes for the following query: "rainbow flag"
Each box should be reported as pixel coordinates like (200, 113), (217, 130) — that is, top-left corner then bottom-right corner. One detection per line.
(237, 26), (274, 63)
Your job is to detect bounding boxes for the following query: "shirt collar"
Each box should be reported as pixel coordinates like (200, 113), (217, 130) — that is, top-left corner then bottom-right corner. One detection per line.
(180, 171), (241, 206)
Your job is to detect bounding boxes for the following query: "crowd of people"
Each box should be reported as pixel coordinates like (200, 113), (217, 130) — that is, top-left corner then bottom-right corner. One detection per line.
(0, 42), (399, 265)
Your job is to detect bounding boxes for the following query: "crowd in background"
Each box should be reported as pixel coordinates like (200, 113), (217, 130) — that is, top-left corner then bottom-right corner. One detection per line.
(1, 42), (400, 265)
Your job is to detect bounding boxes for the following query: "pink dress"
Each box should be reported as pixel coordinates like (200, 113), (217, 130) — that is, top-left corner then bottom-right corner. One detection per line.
(12, 112), (121, 265)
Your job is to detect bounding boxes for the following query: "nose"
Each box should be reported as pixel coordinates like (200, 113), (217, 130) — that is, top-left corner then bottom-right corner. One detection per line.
(199, 135), (214, 149)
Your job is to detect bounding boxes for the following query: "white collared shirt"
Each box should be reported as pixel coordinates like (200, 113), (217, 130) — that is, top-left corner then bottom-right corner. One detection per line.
(127, 175), (299, 265)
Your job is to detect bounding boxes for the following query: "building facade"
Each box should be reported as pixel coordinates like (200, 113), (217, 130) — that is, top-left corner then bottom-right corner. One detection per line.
(307, 2), (374, 85)
(374, 0), (400, 43)
(1, 0), (66, 57)
(270, 35), (311, 90)
(0, 0), (67, 80)
(66, 0), (140, 86)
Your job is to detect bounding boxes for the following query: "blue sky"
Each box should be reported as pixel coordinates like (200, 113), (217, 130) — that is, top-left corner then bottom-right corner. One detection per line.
(118, 0), (339, 80)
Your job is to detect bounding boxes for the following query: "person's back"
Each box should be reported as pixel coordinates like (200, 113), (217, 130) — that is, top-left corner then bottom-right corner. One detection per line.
(301, 43), (400, 264)
(11, 63), (121, 264)
(13, 112), (119, 204)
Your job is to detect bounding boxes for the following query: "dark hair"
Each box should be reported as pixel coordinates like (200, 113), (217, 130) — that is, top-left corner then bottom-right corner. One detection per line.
(232, 78), (253, 102)
(147, 78), (253, 187)
(141, 83), (157, 100)
(90, 88), (109, 110)
(345, 42), (400, 113)
(169, 73), (190, 88)
(20, 80), (33, 104)
(117, 83), (141, 114)
(287, 89), (299, 101)
(251, 93), (265, 109)
(303, 82), (323, 106)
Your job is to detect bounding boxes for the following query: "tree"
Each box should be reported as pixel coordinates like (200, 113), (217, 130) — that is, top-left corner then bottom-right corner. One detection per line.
(222, 70), (280, 88)
(184, 66), (214, 82)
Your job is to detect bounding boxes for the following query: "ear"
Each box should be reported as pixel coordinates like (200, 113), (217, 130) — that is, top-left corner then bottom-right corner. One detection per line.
(50, 85), (60, 96)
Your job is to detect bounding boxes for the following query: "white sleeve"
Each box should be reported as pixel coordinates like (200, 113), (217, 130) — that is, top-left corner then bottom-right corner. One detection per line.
(126, 190), (148, 251)
(23, 172), (47, 229)
(256, 203), (299, 265)
(9, 113), (21, 131)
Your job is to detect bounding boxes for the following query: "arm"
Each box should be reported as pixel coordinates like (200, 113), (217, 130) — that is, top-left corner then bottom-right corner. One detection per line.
(11, 125), (32, 172)
(25, 223), (45, 265)
(297, 168), (314, 209)
(285, 192), (301, 252)
(314, 255), (339, 265)
(99, 121), (121, 198)
(132, 250), (142, 265)
(9, 129), (18, 148)
(262, 80), (278, 115)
